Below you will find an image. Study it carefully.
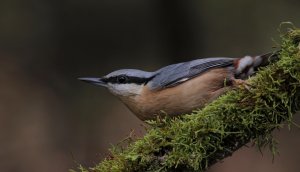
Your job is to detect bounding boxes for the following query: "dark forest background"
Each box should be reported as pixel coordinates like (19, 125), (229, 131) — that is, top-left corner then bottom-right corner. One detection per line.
(1, 0), (300, 172)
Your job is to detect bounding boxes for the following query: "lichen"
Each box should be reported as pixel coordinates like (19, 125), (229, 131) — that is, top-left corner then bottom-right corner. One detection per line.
(74, 25), (300, 172)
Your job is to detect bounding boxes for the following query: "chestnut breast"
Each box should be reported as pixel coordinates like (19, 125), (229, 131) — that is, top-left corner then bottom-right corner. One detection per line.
(122, 68), (232, 120)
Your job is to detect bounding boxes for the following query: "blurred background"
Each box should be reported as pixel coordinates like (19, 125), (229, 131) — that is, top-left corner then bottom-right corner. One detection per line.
(1, 0), (300, 172)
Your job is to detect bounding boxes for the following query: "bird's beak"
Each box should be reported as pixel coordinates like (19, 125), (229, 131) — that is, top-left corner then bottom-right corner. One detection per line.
(78, 77), (107, 87)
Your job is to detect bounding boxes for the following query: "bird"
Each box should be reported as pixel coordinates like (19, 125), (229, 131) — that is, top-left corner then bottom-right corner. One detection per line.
(79, 52), (277, 121)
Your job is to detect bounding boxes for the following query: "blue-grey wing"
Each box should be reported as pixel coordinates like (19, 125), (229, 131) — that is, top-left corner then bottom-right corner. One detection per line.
(149, 57), (235, 90)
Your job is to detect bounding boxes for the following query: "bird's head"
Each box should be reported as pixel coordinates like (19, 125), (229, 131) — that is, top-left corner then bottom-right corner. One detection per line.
(79, 69), (154, 97)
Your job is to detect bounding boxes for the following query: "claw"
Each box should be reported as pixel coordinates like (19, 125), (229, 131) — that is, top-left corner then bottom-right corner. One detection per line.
(231, 77), (251, 91)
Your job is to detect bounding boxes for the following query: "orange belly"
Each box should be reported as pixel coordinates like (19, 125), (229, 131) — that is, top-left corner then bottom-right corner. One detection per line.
(121, 68), (233, 120)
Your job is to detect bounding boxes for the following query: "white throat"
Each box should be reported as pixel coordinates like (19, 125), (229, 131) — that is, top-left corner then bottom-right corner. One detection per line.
(108, 83), (143, 97)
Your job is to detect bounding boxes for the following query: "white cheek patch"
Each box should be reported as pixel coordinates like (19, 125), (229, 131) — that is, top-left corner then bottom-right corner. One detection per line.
(108, 83), (143, 96)
(126, 84), (143, 95)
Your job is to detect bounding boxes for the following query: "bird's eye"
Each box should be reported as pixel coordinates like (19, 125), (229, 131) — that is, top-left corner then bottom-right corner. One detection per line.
(117, 75), (128, 83)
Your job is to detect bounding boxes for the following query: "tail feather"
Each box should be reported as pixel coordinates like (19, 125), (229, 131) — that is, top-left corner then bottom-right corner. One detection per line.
(234, 50), (279, 79)
(257, 51), (280, 67)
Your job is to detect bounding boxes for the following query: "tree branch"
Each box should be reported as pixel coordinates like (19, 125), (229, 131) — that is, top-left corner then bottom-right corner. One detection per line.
(74, 26), (300, 172)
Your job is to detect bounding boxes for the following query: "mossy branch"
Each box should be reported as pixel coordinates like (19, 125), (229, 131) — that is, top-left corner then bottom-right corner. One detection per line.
(75, 26), (300, 172)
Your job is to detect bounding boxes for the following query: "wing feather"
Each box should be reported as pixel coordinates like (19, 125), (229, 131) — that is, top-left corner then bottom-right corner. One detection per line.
(149, 57), (235, 90)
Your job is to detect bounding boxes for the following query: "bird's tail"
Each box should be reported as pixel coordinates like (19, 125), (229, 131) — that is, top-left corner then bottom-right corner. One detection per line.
(234, 50), (279, 79)
(256, 51), (280, 67)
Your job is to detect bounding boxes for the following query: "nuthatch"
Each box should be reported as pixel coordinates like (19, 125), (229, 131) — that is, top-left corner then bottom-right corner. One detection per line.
(79, 53), (277, 120)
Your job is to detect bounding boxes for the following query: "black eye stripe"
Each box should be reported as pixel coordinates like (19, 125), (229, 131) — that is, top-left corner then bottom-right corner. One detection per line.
(105, 75), (152, 85)
(117, 76), (128, 83)
(127, 76), (148, 84)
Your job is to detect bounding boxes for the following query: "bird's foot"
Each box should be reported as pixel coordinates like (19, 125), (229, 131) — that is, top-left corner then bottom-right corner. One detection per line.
(231, 77), (251, 91)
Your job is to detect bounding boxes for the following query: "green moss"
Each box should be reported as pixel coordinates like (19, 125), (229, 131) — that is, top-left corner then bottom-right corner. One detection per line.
(75, 26), (300, 172)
